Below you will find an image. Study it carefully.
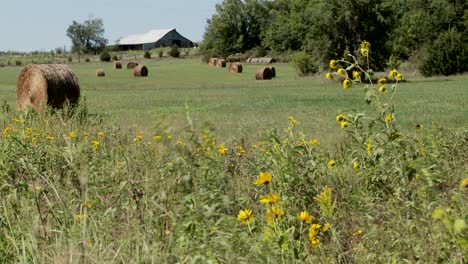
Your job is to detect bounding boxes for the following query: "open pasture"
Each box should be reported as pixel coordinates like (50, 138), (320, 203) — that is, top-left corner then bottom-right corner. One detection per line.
(1, 58), (467, 142)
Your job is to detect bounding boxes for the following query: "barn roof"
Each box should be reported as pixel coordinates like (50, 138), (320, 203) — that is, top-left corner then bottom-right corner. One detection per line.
(118, 29), (175, 45)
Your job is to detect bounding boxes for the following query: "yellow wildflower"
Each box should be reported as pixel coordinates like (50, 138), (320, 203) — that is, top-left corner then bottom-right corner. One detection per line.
(12, 118), (23, 123)
(360, 40), (371, 57)
(74, 213), (87, 223)
(337, 68), (347, 77)
(309, 139), (320, 145)
(310, 238), (320, 248)
(396, 73), (403, 81)
(322, 223), (331, 232)
(133, 133), (143, 143)
(378, 86), (387, 94)
(336, 114), (347, 123)
(218, 144), (228, 155)
(288, 115), (299, 125)
(367, 142), (373, 154)
(353, 71), (361, 80)
(45, 135), (55, 141)
(353, 162), (359, 172)
(297, 211), (313, 224)
(385, 114), (392, 123)
(266, 206), (284, 222)
(389, 69), (398, 79)
(69, 131), (76, 138)
(340, 120), (349, 129)
(31, 137), (38, 144)
(353, 229), (364, 236)
(416, 124), (423, 129)
(460, 178), (468, 190)
(328, 160), (337, 169)
(236, 145), (246, 156)
(237, 209), (254, 225)
(377, 78), (387, 85)
(153, 135), (162, 141)
(97, 131), (105, 138)
(91, 140), (100, 148)
(326, 73), (333, 80)
(260, 193), (280, 205)
(254, 172), (272, 185)
(342, 79), (352, 90)
(329, 60), (337, 69)
(166, 135), (172, 140)
(176, 141), (186, 146)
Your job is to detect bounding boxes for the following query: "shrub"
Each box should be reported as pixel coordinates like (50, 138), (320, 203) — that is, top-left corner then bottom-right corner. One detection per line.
(158, 50), (163, 58)
(290, 51), (318, 76)
(112, 55), (118, 61)
(168, 45), (180, 58)
(15, 60), (22, 66)
(419, 28), (468, 76)
(67, 56), (72, 63)
(85, 58), (90, 63)
(99, 50), (111, 62)
(144, 51), (151, 59)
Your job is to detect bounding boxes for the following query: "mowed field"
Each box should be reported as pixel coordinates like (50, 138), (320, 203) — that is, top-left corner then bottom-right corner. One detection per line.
(1, 58), (467, 142)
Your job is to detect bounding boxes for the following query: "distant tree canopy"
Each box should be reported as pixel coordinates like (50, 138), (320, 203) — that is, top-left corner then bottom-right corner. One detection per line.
(201, 0), (468, 75)
(66, 17), (108, 56)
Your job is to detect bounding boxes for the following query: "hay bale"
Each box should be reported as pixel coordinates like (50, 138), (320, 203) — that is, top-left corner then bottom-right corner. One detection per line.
(246, 58), (252, 63)
(16, 64), (80, 110)
(96, 69), (105, 77)
(208, 58), (218, 66)
(270, 67), (276, 78)
(134, 65), (148, 77)
(228, 63), (243, 73)
(113, 61), (122, 69)
(127, 61), (139, 69)
(216, 59), (226, 68)
(251, 58), (259, 64)
(255, 67), (273, 80)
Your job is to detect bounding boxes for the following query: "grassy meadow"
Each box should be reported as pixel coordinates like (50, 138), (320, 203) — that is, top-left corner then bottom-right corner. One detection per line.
(0, 57), (467, 263)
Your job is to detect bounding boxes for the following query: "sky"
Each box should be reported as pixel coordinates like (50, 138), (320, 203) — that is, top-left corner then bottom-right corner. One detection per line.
(0, 0), (221, 52)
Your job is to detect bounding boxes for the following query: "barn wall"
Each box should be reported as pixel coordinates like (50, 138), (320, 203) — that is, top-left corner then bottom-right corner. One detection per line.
(155, 30), (193, 48)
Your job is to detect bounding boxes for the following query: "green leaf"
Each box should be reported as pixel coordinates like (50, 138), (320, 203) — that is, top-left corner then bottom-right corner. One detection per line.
(453, 219), (467, 234)
(365, 90), (373, 104)
(432, 208), (445, 220)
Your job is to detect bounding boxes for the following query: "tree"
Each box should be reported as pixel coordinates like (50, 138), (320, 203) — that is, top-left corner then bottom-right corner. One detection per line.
(201, 0), (270, 57)
(66, 17), (108, 58)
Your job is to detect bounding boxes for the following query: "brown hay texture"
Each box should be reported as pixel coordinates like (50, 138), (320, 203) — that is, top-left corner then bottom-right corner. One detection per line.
(216, 59), (226, 68)
(247, 57), (276, 64)
(228, 63), (243, 73)
(134, 65), (148, 77)
(127, 61), (139, 69)
(208, 58), (218, 66)
(96, 69), (105, 77)
(113, 61), (122, 69)
(16, 64), (80, 110)
(255, 67), (273, 80)
(270, 67), (276, 78)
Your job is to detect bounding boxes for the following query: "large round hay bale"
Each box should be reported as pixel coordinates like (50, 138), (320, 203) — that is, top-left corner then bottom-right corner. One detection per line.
(216, 59), (226, 68)
(16, 64), (80, 110)
(96, 69), (105, 77)
(255, 67), (273, 80)
(251, 58), (259, 64)
(134, 65), (148, 77)
(127, 61), (139, 69)
(245, 58), (252, 63)
(113, 61), (122, 69)
(270, 67), (276, 78)
(208, 58), (218, 66)
(228, 63), (243, 73)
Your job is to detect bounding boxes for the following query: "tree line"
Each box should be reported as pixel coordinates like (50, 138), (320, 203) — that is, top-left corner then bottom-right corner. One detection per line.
(201, 0), (468, 76)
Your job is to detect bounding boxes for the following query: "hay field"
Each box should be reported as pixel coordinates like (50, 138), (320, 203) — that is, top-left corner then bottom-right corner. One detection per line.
(0, 58), (467, 142)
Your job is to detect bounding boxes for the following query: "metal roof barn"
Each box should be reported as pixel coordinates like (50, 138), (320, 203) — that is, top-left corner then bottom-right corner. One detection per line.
(117, 28), (193, 50)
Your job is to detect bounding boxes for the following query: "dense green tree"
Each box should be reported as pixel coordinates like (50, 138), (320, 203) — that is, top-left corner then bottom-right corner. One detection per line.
(66, 17), (108, 57)
(201, 0), (270, 57)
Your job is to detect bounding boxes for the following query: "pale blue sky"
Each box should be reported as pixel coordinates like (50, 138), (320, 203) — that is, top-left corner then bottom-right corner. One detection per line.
(0, 0), (221, 52)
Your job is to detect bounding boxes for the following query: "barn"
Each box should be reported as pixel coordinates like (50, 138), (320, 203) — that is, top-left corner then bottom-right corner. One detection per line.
(117, 28), (193, 51)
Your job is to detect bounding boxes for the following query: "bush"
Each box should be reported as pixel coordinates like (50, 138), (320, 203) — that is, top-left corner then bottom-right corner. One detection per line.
(158, 50), (163, 58)
(67, 56), (72, 63)
(419, 29), (468, 76)
(112, 55), (118, 61)
(168, 45), (180, 58)
(99, 50), (111, 62)
(290, 51), (318, 76)
(144, 51), (151, 59)
(15, 60), (22, 66)
(85, 58), (90, 63)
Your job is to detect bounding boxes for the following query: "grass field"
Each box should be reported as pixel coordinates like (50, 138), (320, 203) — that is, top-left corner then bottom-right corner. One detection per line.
(1, 58), (467, 143)
(0, 58), (467, 263)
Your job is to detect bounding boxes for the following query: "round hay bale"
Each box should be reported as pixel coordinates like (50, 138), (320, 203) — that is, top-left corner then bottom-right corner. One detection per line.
(216, 59), (226, 68)
(96, 69), (105, 77)
(251, 58), (259, 64)
(255, 67), (273, 80)
(16, 64), (80, 110)
(134, 65), (148, 77)
(113, 61), (122, 69)
(246, 58), (252, 63)
(208, 58), (218, 66)
(127, 61), (139, 69)
(228, 63), (243, 73)
(270, 67), (276, 78)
